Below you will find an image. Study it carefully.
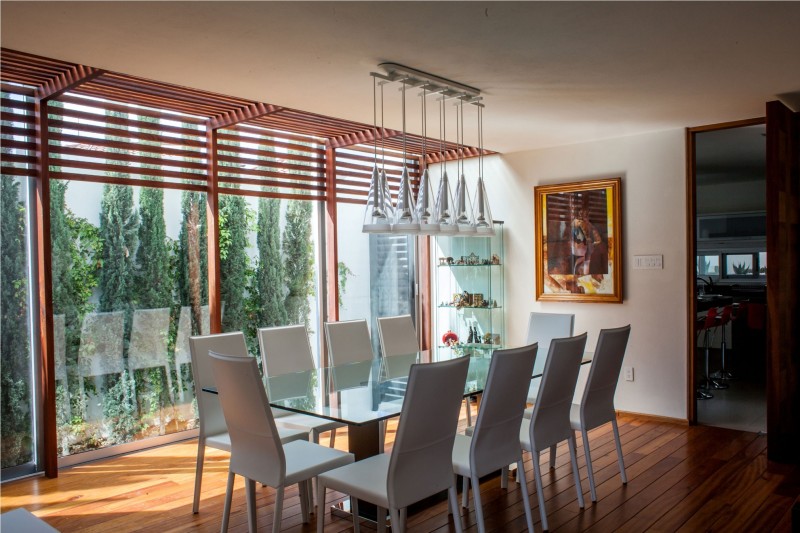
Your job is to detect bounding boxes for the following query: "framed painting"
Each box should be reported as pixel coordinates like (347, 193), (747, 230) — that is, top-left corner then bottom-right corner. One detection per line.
(534, 177), (623, 303)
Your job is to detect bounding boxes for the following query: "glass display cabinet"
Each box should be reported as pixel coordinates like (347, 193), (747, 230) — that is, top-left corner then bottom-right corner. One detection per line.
(433, 222), (504, 359)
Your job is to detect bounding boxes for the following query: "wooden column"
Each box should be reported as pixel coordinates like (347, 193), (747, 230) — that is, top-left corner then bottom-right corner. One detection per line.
(324, 145), (340, 357)
(34, 96), (58, 478)
(206, 128), (222, 333)
(766, 100), (800, 463)
(417, 156), (432, 351)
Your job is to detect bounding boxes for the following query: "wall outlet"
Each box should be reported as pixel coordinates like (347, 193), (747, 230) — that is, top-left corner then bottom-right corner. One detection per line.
(624, 366), (634, 382)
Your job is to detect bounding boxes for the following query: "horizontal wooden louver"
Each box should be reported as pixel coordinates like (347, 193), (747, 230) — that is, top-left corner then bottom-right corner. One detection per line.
(334, 144), (420, 204)
(46, 92), (208, 190)
(1, 84), (37, 179)
(216, 124), (326, 201)
(544, 190), (608, 223)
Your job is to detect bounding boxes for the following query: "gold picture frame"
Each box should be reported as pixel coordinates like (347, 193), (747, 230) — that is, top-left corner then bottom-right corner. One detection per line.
(534, 177), (623, 303)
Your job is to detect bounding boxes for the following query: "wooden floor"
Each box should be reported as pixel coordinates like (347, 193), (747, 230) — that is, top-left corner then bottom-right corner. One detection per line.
(2, 412), (798, 532)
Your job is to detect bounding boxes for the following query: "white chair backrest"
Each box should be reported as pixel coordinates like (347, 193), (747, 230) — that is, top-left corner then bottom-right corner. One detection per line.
(530, 333), (588, 452)
(209, 351), (286, 487)
(526, 312), (574, 376)
(175, 305), (210, 366)
(377, 314), (419, 357)
(128, 307), (170, 370)
(387, 356), (470, 510)
(325, 319), (374, 365)
(189, 332), (249, 439)
(258, 324), (315, 378)
(579, 325), (631, 429)
(54, 314), (67, 382)
(77, 311), (124, 377)
(471, 343), (538, 473)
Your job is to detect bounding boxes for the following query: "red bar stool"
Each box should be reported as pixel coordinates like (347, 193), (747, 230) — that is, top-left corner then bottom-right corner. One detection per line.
(697, 307), (727, 400)
(712, 305), (735, 380)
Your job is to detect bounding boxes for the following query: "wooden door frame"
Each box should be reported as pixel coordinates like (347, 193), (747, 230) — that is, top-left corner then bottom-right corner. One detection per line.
(685, 117), (765, 424)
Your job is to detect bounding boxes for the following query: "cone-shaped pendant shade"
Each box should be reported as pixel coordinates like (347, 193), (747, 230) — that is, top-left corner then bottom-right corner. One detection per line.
(415, 168), (439, 234)
(435, 170), (458, 233)
(362, 164), (393, 233)
(454, 173), (477, 233)
(392, 166), (419, 233)
(473, 176), (494, 235)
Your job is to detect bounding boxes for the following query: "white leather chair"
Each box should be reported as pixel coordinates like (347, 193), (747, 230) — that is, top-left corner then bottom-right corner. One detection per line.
(453, 343), (538, 533)
(325, 319), (375, 366)
(526, 312), (575, 390)
(316, 356), (470, 533)
(258, 325), (345, 447)
(570, 325), (631, 502)
(209, 351), (354, 533)
(376, 314), (419, 357)
(520, 333), (588, 531)
(188, 332), (308, 514)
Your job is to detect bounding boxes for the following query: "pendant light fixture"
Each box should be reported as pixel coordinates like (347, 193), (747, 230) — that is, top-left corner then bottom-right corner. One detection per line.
(453, 98), (477, 233)
(392, 79), (420, 233)
(362, 77), (393, 233)
(415, 85), (439, 234)
(473, 103), (494, 235)
(365, 63), (491, 236)
(435, 94), (457, 234)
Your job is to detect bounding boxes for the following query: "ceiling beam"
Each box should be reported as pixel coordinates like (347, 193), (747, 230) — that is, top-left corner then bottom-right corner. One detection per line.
(209, 102), (283, 130)
(36, 66), (105, 101)
(425, 147), (485, 164)
(327, 127), (402, 149)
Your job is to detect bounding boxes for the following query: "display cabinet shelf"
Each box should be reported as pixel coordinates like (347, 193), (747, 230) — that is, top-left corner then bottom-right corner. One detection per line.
(433, 222), (504, 359)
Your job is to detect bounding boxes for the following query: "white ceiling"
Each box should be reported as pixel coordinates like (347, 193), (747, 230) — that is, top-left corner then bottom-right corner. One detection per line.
(2, 2), (799, 154)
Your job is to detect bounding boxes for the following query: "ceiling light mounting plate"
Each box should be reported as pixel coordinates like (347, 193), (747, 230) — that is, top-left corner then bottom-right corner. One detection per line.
(372, 62), (482, 104)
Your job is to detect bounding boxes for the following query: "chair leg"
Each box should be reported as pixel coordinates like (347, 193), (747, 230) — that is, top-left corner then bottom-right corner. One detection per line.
(379, 421), (385, 452)
(471, 474), (486, 533)
(568, 435), (585, 509)
(245, 477), (257, 533)
(611, 418), (628, 484)
(549, 444), (557, 469)
(376, 505), (386, 533)
(461, 475), (470, 508)
(448, 478), (464, 533)
(329, 427), (337, 447)
(221, 471), (234, 533)
(465, 399), (472, 426)
(400, 508), (407, 532)
(500, 465), (509, 489)
(298, 481), (309, 523)
(532, 453), (548, 531)
(517, 459), (535, 533)
(192, 439), (206, 514)
(316, 480), (326, 533)
(388, 508), (401, 533)
(271, 485), (283, 533)
(351, 498), (361, 533)
(581, 428), (597, 502)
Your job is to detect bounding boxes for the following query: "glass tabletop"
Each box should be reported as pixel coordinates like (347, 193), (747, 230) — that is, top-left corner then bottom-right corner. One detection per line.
(256, 349), (593, 427)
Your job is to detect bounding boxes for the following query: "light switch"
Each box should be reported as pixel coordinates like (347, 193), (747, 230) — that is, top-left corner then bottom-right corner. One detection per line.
(634, 254), (663, 270)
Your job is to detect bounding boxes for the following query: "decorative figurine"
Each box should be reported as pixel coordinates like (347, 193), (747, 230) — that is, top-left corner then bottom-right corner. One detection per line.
(446, 256), (454, 265)
(491, 254), (501, 265)
(483, 332), (493, 344)
(442, 330), (459, 346)
(467, 252), (480, 265)
(439, 257), (448, 266)
(473, 293), (484, 307)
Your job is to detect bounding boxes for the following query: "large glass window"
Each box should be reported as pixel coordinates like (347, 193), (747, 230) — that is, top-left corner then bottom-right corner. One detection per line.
(52, 181), (207, 458)
(1, 176), (37, 478)
(336, 203), (416, 356)
(218, 194), (323, 363)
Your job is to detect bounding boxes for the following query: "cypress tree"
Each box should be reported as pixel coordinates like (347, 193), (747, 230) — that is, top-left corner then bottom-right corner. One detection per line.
(219, 194), (251, 332)
(176, 191), (208, 331)
(252, 197), (287, 328)
(135, 187), (171, 309)
(0, 177), (32, 467)
(282, 200), (315, 327)
(98, 184), (138, 313)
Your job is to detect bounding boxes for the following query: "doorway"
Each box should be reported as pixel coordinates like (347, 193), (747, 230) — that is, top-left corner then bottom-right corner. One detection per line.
(687, 119), (768, 433)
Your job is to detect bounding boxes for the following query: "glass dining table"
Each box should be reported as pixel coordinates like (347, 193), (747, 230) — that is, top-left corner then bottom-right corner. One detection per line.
(204, 348), (593, 461)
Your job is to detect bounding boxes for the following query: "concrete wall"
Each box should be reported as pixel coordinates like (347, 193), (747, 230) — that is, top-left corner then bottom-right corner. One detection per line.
(441, 128), (688, 419)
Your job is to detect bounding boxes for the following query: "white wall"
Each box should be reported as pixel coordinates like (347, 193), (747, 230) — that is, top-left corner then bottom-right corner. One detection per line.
(441, 128), (688, 420)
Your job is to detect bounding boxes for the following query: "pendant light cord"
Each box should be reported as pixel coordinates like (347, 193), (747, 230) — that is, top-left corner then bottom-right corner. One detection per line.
(381, 83), (386, 171)
(373, 77), (378, 160)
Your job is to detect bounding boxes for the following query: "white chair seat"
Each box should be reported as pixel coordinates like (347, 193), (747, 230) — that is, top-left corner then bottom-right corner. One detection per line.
(284, 440), (356, 486)
(318, 453), (391, 508)
(274, 411), (344, 435)
(569, 403), (581, 427)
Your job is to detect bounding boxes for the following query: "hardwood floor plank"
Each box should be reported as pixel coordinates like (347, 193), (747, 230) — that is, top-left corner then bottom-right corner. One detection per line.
(2, 415), (798, 533)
